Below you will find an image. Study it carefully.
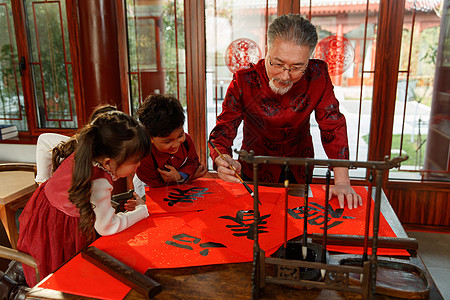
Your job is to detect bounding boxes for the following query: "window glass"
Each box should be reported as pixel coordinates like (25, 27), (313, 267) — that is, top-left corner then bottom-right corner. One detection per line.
(25, 0), (77, 129)
(390, 0), (445, 181)
(126, 0), (187, 116)
(205, 1), (276, 169)
(0, 0), (27, 131)
(310, 1), (379, 178)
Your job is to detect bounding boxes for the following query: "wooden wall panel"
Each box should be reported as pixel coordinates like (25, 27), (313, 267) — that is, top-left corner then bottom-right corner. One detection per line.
(386, 182), (450, 227)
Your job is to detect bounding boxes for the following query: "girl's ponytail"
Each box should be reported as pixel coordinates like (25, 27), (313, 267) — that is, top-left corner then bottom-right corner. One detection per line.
(51, 137), (77, 173)
(66, 111), (150, 240)
(68, 125), (98, 240)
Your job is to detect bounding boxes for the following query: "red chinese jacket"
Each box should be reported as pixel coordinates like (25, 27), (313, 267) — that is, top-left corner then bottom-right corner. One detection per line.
(209, 59), (349, 183)
(136, 133), (200, 187)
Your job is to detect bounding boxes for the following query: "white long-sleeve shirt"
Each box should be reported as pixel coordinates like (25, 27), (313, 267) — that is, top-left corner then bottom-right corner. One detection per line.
(35, 133), (147, 197)
(35, 133), (70, 184)
(44, 154), (150, 236)
(91, 177), (149, 235)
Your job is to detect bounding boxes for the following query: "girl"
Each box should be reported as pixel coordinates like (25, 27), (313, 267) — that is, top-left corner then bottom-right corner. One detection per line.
(35, 104), (147, 200)
(17, 111), (151, 287)
(34, 104), (117, 184)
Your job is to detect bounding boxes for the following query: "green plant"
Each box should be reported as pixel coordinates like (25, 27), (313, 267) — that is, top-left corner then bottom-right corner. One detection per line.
(363, 133), (427, 167)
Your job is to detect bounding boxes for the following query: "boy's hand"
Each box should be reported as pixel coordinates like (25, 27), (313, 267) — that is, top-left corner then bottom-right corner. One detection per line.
(158, 165), (182, 183)
(123, 191), (145, 211)
(191, 164), (207, 180)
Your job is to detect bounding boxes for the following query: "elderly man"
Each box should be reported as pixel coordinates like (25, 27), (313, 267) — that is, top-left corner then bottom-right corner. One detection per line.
(208, 14), (362, 209)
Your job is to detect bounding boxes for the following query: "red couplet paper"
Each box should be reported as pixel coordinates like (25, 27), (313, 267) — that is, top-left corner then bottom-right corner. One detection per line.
(39, 180), (407, 299)
(38, 214), (252, 299)
(37, 254), (131, 300)
(145, 177), (253, 215)
(185, 185), (297, 258)
(272, 185), (409, 256)
(36, 217), (159, 299)
(100, 215), (251, 269)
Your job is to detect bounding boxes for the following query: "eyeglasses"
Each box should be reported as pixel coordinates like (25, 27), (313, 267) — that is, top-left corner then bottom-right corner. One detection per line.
(268, 58), (307, 74)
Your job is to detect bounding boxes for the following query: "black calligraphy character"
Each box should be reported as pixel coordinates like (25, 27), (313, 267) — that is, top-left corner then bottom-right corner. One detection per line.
(288, 204), (321, 220)
(163, 187), (212, 206)
(288, 202), (355, 230)
(165, 233), (226, 256)
(165, 233), (200, 250)
(198, 242), (226, 256)
(219, 210), (271, 240)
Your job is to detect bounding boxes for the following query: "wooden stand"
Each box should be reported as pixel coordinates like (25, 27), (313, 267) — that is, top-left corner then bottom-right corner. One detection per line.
(237, 151), (412, 300)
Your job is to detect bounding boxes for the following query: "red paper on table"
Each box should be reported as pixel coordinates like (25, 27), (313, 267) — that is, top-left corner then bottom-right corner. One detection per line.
(37, 254), (131, 300)
(272, 185), (409, 256)
(94, 214), (250, 270)
(185, 185), (298, 258)
(35, 217), (159, 300)
(39, 215), (251, 299)
(37, 182), (408, 299)
(145, 178), (252, 215)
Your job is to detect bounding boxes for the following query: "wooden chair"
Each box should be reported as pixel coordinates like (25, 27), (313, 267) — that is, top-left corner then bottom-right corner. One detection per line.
(0, 163), (38, 249)
(0, 246), (39, 283)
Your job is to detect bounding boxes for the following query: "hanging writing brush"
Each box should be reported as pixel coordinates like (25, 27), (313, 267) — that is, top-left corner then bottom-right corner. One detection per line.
(302, 163), (310, 260)
(362, 170), (374, 265)
(321, 168), (331, 279)
(283, 164), (289, 259)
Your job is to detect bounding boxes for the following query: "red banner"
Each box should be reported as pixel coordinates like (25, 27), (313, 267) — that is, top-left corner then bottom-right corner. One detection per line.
(38, 179), (408, 299)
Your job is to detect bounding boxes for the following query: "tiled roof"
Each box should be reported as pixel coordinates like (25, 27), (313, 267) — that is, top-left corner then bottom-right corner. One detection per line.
(228, 0), (442, 13)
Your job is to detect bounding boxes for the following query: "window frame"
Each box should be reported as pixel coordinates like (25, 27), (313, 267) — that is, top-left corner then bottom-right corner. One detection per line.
(187, 0), (449, 187)
(1, 0), (85, 144)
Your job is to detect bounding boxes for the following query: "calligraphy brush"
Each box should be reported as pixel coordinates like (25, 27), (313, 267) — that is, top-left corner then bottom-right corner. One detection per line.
(208, 140), (254, 197)
(283, 164), (289, 258)
(321, 168), (331, 279)
(362, 170), (374, 265)
(302, 164), (310, 260)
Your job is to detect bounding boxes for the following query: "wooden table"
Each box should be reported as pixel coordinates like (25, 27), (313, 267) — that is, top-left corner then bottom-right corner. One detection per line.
(0, 170), (37, 249)
(25, 188), (444, 300)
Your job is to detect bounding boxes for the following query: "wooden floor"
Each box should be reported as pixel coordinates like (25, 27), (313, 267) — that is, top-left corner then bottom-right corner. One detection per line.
(407, 230), (450, 299)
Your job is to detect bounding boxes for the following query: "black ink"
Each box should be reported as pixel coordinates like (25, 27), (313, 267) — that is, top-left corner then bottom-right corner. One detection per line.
(172, 233), (201, 244)
(165, 233), (226, 256)
(288, 202), (354, 230)
(199, 242), (226, 248)
(219, 210), (271, 240)
(165, 240), (193, 250)
(163, 187), (212, 206)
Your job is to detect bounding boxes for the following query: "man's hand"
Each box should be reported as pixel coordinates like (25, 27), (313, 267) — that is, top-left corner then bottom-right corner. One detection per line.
(328, 167), (363, 209)
(158, 165), (182, 183)
(215, 154), (242, 183)
(329, 183), (362, 209)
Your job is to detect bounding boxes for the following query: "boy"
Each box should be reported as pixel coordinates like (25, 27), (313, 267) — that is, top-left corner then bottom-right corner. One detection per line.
(136, 94), (206, 188)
